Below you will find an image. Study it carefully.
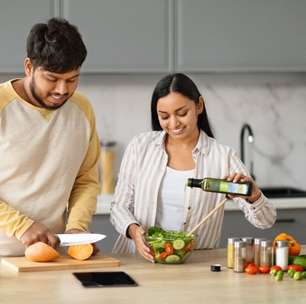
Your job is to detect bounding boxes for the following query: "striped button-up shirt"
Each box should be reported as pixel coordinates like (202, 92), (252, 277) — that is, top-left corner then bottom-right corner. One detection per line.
(110, 130), (276, 254)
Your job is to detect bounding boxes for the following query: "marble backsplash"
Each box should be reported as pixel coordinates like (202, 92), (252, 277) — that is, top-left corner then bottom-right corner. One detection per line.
(2, 73), (306, 190)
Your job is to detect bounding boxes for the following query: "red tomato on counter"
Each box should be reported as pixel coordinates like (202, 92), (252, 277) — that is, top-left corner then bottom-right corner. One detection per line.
(245, 263), (258, 275)
(288, 264), (304, 272)
(258, 266), (270, 274)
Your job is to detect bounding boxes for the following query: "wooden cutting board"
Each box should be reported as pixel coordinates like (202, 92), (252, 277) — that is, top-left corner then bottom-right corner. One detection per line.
(1, 254), (120, 272)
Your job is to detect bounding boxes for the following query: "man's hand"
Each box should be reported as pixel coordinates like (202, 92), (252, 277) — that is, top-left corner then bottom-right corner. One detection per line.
(65, 228), (99, 256)
(128, 224), (154, 263)
(20, 222), (59, 248)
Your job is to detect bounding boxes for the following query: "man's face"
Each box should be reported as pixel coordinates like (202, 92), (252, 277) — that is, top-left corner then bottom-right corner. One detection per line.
(28, 66), (80, 110)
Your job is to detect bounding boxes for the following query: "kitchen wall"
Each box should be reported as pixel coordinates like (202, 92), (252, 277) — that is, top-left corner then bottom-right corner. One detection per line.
(2, 72), (306, 189)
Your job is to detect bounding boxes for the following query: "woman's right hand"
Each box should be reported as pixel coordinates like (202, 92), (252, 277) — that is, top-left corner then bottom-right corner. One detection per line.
(128, 224), (154, 263)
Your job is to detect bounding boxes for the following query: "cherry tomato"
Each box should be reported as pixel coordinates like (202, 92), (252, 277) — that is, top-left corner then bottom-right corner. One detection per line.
(270, 265), (282, 272)
(159, 252), (168, 261)
(258, 266), (270, 274)
(164, 243), (174, 255)
(288, 264), (304, 272)
(245, 264), (257, 275)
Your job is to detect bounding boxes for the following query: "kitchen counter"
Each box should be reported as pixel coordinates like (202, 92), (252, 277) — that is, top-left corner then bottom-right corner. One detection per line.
(1, 247), (305, 304)
(95, 194), (306, 214)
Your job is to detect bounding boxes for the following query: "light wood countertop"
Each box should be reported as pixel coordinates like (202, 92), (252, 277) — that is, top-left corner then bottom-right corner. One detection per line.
(1, 247), (305, 304)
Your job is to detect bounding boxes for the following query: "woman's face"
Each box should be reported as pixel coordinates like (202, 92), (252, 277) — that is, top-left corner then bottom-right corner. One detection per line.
(157, 92), (203, 140)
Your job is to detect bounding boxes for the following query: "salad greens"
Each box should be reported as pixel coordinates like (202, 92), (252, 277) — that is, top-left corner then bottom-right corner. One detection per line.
(146, 227), (195, 264)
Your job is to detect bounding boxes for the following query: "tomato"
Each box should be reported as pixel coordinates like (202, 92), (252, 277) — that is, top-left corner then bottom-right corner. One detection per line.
(270, 265), (282, 272)
(159, 252), (168, 261)
(288, 264), (304, 272)
(245, 264), (257, 275)
(164, 243), (174, 255)
(258, 266), (270, 274)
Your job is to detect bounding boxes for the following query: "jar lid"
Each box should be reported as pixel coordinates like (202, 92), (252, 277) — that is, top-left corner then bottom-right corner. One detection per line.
(234, 240), (246, 248)
(254, 238), (265, 245)
(241, 237), (254, 244)
(228, 237), (241, 244)
(210, 264), (221, 272)
(260, 240), (272, 247)
(276, 240), (288, 247)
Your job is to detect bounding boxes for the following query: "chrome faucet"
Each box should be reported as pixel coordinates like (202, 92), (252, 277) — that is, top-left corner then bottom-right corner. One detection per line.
(240, 123), (256, 180)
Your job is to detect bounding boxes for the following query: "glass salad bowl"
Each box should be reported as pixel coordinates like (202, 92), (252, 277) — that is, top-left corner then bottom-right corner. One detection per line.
(145, 227), (196, 264)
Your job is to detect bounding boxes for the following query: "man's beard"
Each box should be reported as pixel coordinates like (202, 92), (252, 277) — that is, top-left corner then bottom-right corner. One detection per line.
(29, 78), (69, 110)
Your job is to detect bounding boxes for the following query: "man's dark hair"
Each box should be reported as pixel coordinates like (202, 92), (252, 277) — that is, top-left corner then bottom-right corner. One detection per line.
(26, 18), (87, 72)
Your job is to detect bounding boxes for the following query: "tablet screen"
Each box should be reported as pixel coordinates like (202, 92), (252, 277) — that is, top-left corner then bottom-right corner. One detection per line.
(73, 271), (138, 287)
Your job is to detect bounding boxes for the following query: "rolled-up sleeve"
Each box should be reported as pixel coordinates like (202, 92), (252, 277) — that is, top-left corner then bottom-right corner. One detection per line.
(229, 149), (277, 229)
(110, 138), (139, 236)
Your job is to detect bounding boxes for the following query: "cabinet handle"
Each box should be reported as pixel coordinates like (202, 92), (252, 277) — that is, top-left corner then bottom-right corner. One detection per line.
(275, 218), (295, 223)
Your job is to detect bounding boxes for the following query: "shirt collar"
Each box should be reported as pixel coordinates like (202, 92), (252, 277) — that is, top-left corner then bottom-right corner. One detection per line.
(193, 130), (210, 155)
(154, 130), (211, 155)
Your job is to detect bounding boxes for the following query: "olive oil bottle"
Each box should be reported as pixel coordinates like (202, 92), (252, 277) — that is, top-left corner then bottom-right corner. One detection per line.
(187, 177), (252, 196)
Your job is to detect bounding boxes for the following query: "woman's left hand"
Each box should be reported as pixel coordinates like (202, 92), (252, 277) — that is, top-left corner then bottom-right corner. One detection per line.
(224, 173), (261, 203)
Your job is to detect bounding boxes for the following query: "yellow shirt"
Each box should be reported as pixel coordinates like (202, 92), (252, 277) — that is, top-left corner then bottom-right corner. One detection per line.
(0, 80), (101, 256)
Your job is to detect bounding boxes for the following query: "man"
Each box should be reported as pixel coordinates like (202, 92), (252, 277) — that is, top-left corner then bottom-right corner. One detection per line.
(0, 18), (100, 256)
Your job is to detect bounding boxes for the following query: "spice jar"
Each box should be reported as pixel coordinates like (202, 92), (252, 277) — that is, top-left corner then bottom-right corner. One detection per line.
(241, 237), (254, 264)
(260, 240), (272, 268)
(227, 238), (240, 268)
(254, 238), (265, 267)
(275, 240), (289, 271)
(234, 241), (247, 273)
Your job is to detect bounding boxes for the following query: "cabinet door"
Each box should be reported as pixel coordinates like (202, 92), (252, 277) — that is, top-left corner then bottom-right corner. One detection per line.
(176, 0), (306, 72)
(61, 0), (172, 73)
(0, 0), (60, 73)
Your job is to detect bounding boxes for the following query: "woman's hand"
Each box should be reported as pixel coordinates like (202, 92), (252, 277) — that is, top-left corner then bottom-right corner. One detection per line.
(128, 224), (154, 262)
(224, 173), (261, 203)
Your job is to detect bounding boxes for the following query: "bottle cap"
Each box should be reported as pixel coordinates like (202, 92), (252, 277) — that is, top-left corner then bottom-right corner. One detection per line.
(210, 264), (221, 272)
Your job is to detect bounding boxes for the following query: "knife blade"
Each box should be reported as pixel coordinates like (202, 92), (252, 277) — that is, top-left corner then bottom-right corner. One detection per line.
(56, 233), (106, 247)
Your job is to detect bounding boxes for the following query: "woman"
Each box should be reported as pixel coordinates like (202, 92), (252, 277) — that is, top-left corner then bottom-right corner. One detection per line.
(110, 73), (276, 262)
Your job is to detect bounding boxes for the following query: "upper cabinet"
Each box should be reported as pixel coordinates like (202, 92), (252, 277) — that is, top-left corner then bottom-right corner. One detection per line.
(61, 0), (172, 73)
(175, 0), (306, 72)
(1, 0), (306, 73)
(0, 0), (60, 73)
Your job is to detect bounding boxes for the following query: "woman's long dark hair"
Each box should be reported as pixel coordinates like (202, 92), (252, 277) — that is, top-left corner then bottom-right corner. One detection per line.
(151, 73), (214, 138)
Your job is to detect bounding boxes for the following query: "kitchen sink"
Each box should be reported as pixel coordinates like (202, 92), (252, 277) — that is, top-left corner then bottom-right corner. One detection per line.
(261, 186), (306, 198)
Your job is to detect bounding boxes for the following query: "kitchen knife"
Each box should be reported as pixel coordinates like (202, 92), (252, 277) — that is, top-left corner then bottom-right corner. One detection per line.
(56, 233), (106, 247)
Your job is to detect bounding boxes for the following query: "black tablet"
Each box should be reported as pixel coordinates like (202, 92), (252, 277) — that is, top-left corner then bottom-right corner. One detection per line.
(73, 271), (138, 287)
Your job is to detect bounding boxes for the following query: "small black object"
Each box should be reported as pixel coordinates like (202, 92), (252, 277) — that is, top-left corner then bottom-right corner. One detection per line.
(210, 264), (221, 272)
(73, 271), (138, 287)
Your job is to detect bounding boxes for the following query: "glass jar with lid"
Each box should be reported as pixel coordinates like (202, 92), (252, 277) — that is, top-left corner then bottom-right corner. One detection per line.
(260, 240), (272, 268)
(234, 240), (247, 273)
(227, 237), (240, 268)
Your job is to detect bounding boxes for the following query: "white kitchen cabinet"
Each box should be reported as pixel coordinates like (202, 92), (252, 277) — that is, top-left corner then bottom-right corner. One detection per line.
(0, 0), (60, 73)
(175, 0), (306, 72)
(61, 0), (173, 73)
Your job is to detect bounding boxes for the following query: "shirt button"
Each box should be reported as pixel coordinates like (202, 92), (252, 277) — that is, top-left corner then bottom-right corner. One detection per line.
(188, 206), (191, 210)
